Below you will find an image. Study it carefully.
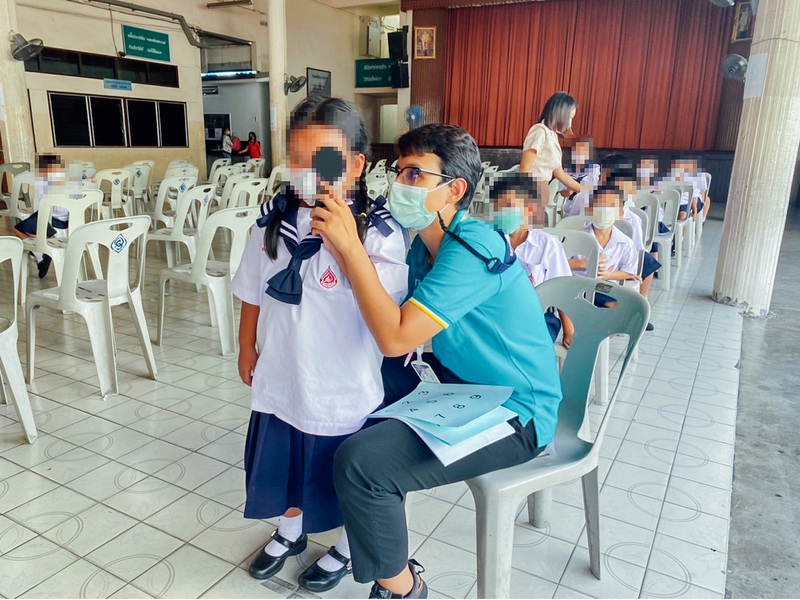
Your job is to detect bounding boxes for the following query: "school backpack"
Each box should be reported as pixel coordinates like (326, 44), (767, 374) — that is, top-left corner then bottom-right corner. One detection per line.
(231, 134), (242, 152)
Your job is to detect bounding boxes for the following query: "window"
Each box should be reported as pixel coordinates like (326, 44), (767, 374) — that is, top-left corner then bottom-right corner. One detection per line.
(159, 102), (188, 147)
(127, 100), (159, 147)
(81, 54), (116, 80)
(48, 93), (187, 148)
(117, 58), (148, 85)
(90, 97), (125, 147)
(50, 94), (90, 146)
(40, 49), (79, 76)
(25, 47), (178, 88)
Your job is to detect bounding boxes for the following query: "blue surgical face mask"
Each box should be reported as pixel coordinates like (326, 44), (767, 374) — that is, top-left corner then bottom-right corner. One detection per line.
(388, 181), (449, 230)
(490, 207), (526, 234)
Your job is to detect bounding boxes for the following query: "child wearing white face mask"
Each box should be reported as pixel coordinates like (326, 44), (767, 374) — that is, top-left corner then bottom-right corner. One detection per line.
(561, 138), (601, 217)
(487, 173), (575, 347)
(568, 186), (641, 306)
(230, 97), (408, 593)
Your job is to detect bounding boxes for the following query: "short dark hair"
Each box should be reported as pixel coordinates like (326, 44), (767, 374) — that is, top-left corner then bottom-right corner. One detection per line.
(489, 172), (538, 205)
(37, 154), (62, 170)
(589, 184), (623, 207)
(567, 137), (595, 168)
(396, 123), (482, 211)
(539, 92), (577, 135)
(601, 153), (636, 180)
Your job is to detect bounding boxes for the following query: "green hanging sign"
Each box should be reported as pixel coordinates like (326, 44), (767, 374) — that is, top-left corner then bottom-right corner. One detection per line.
(122, 25), (171, 62)
(355, 59), (394, 88)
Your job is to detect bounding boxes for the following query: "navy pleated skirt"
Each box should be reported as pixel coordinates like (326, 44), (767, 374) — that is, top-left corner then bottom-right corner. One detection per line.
(243, 411), (358, 534)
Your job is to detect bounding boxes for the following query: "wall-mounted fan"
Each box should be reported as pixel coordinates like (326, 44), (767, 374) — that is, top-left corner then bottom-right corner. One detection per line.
(721, 54), (748, 82)
(405, 104), (424, 130)
(284, 75), (307, 95)
(10, 32), (43, 61)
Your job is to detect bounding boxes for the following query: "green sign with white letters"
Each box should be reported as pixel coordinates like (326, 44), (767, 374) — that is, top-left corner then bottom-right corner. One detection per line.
(122, 25), (170, 62)
(355, 59), (394, 88)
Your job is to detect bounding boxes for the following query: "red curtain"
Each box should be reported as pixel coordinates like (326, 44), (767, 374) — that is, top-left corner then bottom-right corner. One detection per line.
(443, 0), (735, 149)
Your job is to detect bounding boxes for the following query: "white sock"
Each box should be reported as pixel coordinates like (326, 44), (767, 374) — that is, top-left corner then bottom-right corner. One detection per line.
(32, 251), (43, 262)
(264, 512), (303, 557)
(316, 528), (351, 572)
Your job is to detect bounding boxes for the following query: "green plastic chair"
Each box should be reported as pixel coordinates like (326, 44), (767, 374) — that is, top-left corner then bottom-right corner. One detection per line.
(465, 276), (649, 598)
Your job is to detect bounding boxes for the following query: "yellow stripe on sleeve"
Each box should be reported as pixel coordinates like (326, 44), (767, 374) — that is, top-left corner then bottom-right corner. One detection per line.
(408, 298), (449, 329)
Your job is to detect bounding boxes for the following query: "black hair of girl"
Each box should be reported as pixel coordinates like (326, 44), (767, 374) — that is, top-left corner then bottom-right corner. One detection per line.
(489, 172), (538, 205)
(263, 95), (371, 259)
(538, 92), (577, 135)
(248, 131), (257, 141)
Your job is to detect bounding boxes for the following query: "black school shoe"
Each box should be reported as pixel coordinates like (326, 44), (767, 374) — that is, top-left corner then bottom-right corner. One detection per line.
(248, 530), (308, 580)
(38, 254), (52, 279)
(298, 545), (352, 592)
(369, 559), (427, 599)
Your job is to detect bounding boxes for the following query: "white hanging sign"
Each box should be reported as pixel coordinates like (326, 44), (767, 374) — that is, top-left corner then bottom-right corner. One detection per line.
(744, 52), (769, 99)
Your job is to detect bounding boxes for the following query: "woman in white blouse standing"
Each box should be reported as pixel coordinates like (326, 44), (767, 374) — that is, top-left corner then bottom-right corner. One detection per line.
(519, 91), (586, 196)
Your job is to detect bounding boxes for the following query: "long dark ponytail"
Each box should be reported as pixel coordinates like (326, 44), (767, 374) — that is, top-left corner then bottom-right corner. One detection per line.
(264, 95), (371, 259)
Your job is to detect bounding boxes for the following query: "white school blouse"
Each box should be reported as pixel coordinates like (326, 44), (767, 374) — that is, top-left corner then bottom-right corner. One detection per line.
(230, 208), (409, 436)
(514, 228), (573, 286)
(522, 123), (562, 181)
(571, 223), (639, 278)
(561, 164), (601, 217)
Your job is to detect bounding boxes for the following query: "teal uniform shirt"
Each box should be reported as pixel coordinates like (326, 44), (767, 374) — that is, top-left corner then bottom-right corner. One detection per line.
(407, 214), (563, 446)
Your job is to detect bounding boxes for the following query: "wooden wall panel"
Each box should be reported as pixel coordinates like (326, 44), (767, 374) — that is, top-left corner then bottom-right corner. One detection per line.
(410, 9), (449, 125)
(714, 39), (751, 151)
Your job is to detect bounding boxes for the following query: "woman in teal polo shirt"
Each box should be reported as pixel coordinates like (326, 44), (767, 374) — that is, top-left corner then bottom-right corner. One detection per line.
(312, 124), (562, 599)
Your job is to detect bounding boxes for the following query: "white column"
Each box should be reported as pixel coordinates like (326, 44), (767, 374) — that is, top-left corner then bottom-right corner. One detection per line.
(713, 1), (800, 315)
(268, 0), (289, 167)
(0, 1), (35, 164)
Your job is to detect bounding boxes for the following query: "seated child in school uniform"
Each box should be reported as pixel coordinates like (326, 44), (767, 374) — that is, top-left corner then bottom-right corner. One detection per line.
(488, 172), (575, 347)
(683, 156), (711, 222)
(568, 185), (641, 308)
(12, 153), (72, 278)
(661, 156), (695, 221)
(561, 138), (601, 217)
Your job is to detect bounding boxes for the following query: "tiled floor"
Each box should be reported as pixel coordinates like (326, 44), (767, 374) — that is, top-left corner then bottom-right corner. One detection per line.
(0, 216), (738, 599)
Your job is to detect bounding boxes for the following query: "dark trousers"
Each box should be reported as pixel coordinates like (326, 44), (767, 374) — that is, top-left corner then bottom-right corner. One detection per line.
(333, 356), (544, 583)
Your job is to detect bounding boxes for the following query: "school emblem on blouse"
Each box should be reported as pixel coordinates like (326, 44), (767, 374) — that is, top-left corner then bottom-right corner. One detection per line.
(319, 267), (338, 289)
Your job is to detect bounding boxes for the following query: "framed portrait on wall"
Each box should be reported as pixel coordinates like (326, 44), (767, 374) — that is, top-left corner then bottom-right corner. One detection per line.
(307, 68), (332, 98)
(732, 1), (755, 42)
(414, 26), (436, 60)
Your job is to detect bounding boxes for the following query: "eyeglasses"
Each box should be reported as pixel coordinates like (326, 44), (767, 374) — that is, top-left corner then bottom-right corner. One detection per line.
(386, 165), (455, 187)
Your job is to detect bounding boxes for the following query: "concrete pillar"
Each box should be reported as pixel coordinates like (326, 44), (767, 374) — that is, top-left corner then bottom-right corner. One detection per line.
(268, 0), (289, 167)
(0, 1), (35, 164)
(713, 1), (800, 315)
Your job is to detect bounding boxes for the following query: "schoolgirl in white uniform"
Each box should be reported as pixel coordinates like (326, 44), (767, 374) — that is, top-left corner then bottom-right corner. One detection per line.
(561, 138), (601, 217)
(487, 173), (575, 346)
(230, 97), (408, 593)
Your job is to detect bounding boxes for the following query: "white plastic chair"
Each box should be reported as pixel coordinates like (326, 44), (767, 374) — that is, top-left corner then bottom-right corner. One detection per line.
(651, 188), (681, 291)
(146, 184), (215, 269)
(208, 157), (231, 184)
(157, 206), (259, 356)
(95, 169), (134, 219)
(264, 164), (286, 200)
(19, 189), (104, 302)
(66, 161), (96, 181)
(0, 171), (35, 224)
(218, 172), (255, 211)
(167, 159), (191, 169)
(164, 165), (200, 180)
(0, 237), (37, 443)
(245, 158), (266, 178)
(660, 182), (694, 268)
(124, 163), (152, 214)
(227, 178), (269, 209)
(26, 216), (157, 398)
(634, 193), (659, 252)
(544, 179), (561, 227)
(131, 160), (155, 168)
(466, 277), (649, 598)
(152, 175), (197, 230)
(371, 158), (387, 173)
(0, 163), (30, 206)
